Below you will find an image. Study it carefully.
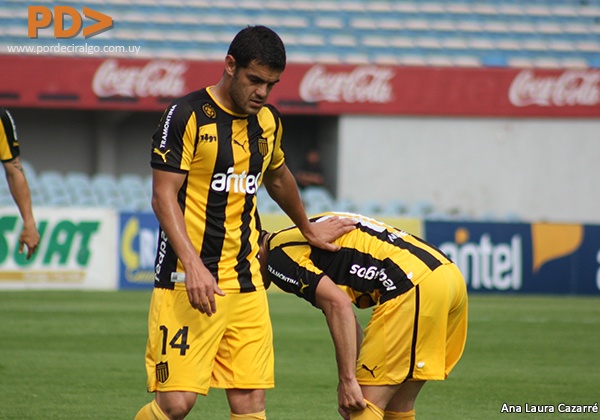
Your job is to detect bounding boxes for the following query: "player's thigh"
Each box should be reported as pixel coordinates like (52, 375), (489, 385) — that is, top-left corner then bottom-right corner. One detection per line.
(212, 290), (274, 389)
(416, 264), (467, 379)
(442, 263), (468, 374)
(146, 287), (227, 394)
(357, 292), (418, 385)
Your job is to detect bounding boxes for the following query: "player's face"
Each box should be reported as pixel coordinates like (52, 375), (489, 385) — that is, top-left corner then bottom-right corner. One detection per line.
(228, 58), (282, 115)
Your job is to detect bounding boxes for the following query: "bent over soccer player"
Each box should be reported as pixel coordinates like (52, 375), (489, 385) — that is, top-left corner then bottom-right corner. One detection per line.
(259, 213), (468, 420)
(134, 26), (355, 420)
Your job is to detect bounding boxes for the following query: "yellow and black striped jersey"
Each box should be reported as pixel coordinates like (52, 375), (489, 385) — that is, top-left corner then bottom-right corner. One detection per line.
(151, 87), (285, 293)
(0, 107), (19, 162)
(266, 212), (453, 308)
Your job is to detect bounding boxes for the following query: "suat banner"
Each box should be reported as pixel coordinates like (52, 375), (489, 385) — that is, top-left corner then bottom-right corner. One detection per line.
(425, 221), (600, 295)
(0, 208), (117, 290)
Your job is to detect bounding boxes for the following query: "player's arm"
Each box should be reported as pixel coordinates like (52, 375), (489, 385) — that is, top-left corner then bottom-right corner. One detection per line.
(151, 168), (225, 315)
(3, 157), (39, 259)
(262, 164), (355, 251)
(314, 276), (367, 417)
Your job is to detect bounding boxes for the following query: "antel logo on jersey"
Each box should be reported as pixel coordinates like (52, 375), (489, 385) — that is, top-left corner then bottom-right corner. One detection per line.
(211, 167), (261, 194)
(92, 59), (187, 98)
(509, 69), (600, 107)
(299, 65), (395, 104)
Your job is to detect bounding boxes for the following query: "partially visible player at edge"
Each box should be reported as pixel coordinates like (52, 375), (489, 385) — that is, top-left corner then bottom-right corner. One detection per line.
(259, 212), (468, 420)
(0, 106), (40, 260)
(134, 26), (355, 420)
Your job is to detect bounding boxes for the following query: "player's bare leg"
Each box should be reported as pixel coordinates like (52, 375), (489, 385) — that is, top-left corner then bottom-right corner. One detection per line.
(383, 381), (426, 420)
(155, 391), (197, 420)
(227, 389), (266, 420)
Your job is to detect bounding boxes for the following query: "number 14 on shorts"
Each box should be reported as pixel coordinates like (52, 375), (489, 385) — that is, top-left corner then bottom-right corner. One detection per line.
(159, 325), (190, 356)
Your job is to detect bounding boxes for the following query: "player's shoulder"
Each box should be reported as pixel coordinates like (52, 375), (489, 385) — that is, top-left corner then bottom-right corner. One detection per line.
(269, 225), (307, 249)
(262, 103), (281, 120)
(161, 88), (218, 124)
(167, 88), (209, 110)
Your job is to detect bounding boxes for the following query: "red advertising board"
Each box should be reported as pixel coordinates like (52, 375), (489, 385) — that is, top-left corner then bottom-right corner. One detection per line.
(1, 55), (599, 117)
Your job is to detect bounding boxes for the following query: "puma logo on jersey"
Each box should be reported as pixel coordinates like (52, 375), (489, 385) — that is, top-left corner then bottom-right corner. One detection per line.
(154, 148), (171, 163)
(233, 139), (248, 152)
(361, 364), (377, 378)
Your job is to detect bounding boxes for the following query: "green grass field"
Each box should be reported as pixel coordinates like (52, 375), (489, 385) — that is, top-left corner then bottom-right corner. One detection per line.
(0, 291), (598, 419)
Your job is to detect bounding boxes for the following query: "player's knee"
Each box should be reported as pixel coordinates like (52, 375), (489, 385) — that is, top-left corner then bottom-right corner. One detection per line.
(156, 392), (196, 420)
(227, 389), (266, 414)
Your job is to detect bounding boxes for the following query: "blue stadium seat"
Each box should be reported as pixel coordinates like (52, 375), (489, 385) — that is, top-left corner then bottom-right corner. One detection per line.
(256, 186), (284, 215)
(1, 0), (598, 68)
(92, 173), (125, 208)
(381, 200), (409, 216)
(358, 200), (383, 216)
(38, 171), (72, 207)
(334, 198), (359, 214)
(301, 186), (335, 209)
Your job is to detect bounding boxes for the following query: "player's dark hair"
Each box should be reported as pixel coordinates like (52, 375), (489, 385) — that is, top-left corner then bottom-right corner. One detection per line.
(228, 26), (286, 71)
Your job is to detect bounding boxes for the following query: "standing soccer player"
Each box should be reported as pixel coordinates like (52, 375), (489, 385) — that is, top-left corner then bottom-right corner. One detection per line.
(0, 106), (40, 260)
(259, 212), (468, 420)
(134, 26), (355, 420)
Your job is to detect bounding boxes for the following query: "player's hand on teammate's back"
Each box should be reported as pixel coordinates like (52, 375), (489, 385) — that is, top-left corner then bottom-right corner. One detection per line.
(184, 261), (226, 316)
(303, 216), (357, 252)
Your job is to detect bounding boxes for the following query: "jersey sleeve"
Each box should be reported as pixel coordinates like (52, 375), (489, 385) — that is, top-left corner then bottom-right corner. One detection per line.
(265, 105), (285, 171)
(266, 245), (325, 307)
(0, 107), (19, 162)
(151, 100), (197, 173)
(268, 118), (285, 171)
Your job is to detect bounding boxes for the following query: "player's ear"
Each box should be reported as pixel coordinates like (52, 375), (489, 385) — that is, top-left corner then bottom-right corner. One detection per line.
(224, 55), (237, 77)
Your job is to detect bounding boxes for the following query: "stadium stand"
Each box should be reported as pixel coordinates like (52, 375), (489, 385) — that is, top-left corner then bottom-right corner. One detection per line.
(0, 161), (519, 219)
(1, 0), (599, 68)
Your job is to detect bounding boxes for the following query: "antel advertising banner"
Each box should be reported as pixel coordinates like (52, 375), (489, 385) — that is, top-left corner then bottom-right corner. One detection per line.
(1, 55), (599, 117)
(425, 221), (600, 295)
(0, 208), (117, 290)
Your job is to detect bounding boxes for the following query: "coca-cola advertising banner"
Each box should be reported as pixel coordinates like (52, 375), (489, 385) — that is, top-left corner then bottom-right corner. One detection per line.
(1, 55), (599, 117)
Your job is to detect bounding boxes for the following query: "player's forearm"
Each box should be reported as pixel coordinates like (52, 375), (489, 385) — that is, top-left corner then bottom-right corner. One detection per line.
(264, 164), (311, 231)
(5, 169), (35, 226)
(323, 299), (359, 381)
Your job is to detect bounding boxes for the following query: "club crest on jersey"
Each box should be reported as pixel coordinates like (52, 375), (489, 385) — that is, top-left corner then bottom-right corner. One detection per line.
(258, 137), (268, 156)
(156, 361), (169, 383)
(153, 148), (171, 163)
(202, 103), (217, 119)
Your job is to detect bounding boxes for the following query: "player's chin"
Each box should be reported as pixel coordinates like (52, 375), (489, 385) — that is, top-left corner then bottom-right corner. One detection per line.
(246, 101), (264, 114)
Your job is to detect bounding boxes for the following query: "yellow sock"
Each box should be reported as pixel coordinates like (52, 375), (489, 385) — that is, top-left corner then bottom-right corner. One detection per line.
(350, 399), (385, 420)
(383, 410), (415, 420)
(230, 410), (266, 420)
(134, 400), (170, 420)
